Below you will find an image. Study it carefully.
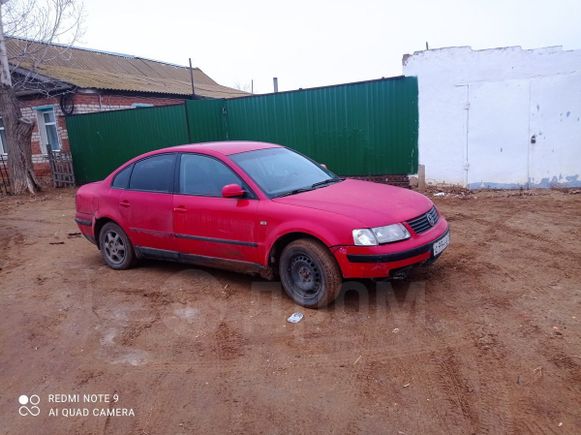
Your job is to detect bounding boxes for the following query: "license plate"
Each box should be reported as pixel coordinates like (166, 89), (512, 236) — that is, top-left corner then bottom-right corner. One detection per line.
(433, 233), (450, 256)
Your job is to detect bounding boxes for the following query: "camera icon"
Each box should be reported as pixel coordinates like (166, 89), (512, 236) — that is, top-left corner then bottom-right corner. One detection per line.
(18, 394), (40, 417)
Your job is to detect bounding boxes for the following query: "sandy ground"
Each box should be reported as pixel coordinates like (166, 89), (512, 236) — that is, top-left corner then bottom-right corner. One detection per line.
(1, 188), (580, 434)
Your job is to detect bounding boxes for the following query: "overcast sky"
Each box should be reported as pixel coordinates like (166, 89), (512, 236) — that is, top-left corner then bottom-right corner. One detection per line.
(78, 0), (581, 94)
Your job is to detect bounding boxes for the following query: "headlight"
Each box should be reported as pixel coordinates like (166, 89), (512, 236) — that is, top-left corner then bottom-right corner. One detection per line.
(352, 224), (410, 246)
(352, 229), (378, 246)
(372, 223), (410, 243)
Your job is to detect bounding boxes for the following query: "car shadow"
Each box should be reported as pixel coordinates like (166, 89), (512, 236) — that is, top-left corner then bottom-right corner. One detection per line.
(99, 256), (433, 313)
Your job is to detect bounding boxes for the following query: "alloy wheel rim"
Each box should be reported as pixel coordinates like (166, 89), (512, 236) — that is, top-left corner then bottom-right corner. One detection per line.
(103, 230), (126, 265)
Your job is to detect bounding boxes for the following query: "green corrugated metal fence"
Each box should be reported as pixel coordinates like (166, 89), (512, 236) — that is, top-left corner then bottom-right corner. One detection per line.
(67, 104), (189, 184)
(67, 76), (418, 184)
(185, 99), (227, 142)
(209, 77), (418, 176)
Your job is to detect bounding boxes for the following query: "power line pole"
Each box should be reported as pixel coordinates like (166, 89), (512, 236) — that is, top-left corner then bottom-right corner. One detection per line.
(188, 57), (196, 99)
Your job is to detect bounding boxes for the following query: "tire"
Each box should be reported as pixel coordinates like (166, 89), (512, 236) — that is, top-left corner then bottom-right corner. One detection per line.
(279, 239), (342, 308)
(98, 222), (135, 270)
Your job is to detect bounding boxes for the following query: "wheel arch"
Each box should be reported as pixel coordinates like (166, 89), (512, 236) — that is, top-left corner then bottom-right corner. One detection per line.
(93, 217), (121, 249)
(267, 231), (329, 270)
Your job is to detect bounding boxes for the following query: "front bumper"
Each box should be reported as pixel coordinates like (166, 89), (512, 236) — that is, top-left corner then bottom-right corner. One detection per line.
(331, 218), (449, 279)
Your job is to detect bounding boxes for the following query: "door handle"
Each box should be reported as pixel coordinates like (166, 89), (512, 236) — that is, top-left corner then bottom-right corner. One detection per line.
(119, 200), (130, 208)
(173, 206), (187, 213)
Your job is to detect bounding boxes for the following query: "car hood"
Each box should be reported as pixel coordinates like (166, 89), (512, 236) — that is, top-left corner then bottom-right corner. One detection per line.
(274, 179), (433, 227)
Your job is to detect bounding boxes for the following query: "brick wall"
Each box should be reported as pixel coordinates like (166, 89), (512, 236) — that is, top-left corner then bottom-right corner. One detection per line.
(350, 175), (411, 188)
(14, 92), (186, 179)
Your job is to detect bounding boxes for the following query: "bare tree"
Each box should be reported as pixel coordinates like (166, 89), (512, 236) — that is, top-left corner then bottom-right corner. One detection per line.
(233, 81), (252, 93)
(0, 0), (83, 194)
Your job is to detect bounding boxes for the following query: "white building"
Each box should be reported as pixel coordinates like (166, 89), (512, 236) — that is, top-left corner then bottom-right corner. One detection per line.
(403, 46), (581, 188)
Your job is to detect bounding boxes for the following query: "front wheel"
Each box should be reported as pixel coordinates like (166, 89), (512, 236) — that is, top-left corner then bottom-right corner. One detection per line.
(99, 222), (135, 270)
(279, 239), (342, 308)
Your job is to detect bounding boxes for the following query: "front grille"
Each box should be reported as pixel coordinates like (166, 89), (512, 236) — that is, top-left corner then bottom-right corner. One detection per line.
(406, 206), (439, 234)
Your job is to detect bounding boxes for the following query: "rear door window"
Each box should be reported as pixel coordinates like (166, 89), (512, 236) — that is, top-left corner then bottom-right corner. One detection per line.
(112, 164), (133, 189)
(129, 154), (176, 193)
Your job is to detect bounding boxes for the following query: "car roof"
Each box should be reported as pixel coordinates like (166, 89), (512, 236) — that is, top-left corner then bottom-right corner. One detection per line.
(160, 141), (281, 156)
(109, 141), (283, 179)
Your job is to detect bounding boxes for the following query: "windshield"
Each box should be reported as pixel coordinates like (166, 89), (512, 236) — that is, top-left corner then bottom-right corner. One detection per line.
(230, 147), (341, 197)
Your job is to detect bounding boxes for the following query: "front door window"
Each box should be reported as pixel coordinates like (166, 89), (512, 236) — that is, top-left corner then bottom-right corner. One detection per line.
(179, 153), (244, 196)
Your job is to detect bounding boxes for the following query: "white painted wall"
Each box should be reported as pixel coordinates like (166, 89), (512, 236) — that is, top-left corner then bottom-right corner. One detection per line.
(403, 46), (581, 188)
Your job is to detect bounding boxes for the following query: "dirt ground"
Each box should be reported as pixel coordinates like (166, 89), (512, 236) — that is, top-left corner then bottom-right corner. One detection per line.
(1, 188), (580, 434)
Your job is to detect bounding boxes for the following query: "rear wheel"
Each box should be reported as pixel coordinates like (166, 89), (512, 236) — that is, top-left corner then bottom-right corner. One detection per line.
(279, 239), (342, 308)
(99, 222), (135, 270)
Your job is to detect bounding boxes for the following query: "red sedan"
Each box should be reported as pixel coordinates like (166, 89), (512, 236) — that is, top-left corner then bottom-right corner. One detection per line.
(75, 141), (449, 307)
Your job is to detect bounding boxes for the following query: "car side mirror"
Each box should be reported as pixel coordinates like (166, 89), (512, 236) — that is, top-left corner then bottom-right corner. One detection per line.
(320, 163), (328, 169)
(222, 183), (246, 198)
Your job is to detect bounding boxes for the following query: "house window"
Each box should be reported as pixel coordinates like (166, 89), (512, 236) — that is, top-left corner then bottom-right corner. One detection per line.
(37, 107), (61, 153)
(0, 117), (7, 154)
(131, 103), (154, 109)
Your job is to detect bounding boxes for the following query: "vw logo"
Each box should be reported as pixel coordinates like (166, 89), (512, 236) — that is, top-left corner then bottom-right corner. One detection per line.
(426, 213), (436, 226)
